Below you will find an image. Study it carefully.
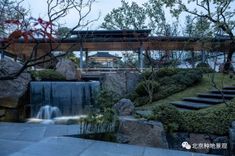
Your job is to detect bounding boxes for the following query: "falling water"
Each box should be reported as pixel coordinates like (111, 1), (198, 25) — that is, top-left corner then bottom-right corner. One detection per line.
(36, 105), (61, 119)
(30, 81), (100, 118)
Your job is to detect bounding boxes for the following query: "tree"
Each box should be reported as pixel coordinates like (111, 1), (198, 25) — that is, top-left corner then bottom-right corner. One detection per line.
(101, 0), (147, 30)
(0, 0), (27, 37)
(0, 0), (97, 80)
(162, 0), (235, 72)
(55, 27), (71, 39)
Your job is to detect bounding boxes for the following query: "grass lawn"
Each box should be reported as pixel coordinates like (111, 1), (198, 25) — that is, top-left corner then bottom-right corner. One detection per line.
(138, 73), (235, 110)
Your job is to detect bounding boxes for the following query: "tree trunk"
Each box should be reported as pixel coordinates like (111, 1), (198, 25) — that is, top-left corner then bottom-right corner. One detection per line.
(223, 41), (235, 73)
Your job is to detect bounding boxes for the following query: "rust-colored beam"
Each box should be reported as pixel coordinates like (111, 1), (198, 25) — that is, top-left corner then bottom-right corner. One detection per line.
(3, 37), (233, 60)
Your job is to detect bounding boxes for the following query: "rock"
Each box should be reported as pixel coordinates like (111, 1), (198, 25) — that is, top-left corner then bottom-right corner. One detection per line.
(188, 133), (210, 153)
(0, 97), (18, 108)
(56, 58), (80, 80)
(0, 109), (5, 117)
(102, 72), (140, 97)
(0, 58), (31, 99)
(113, 99), (135, 116)
(5, 109), (19, 122)
(232, 121), (235, 129)
(230, 123), (235, 156)
(0, 58), (31, 121)
(117, 117), (168, 148)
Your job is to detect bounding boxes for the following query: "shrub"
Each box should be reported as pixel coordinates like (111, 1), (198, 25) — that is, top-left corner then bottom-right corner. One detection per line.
(31, 69), (66, 81)
(196, 62), (214, 73)
(135, 68), (203, 105)
(196, 62), (210, 68)
(150, 104), (182, 133)
(135, 80), (160, 96)
(155, 68), (179, 78)
(96, 89), (118, 112)
(180, 103), (235, 135)
(141, 68), (179, 81)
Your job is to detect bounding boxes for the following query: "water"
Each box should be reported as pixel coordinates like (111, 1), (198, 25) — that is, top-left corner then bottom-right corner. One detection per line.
(30, 81), (100, 118)
(36, 105), (61, 119)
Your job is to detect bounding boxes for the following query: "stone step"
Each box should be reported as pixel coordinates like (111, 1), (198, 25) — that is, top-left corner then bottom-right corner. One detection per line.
(183, 97), (224, 104)
(197, 93), (235, 100)
(223, 86), (235, 90)
(170, 101), (211, 110)
(211, 90), (235, 95)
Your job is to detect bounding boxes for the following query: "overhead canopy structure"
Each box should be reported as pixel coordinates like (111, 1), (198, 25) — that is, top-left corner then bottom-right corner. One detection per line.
(1, 29), (234, 67)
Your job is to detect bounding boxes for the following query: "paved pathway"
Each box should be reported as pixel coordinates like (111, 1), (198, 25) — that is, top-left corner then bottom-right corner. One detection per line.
(0, 122), (215, 156)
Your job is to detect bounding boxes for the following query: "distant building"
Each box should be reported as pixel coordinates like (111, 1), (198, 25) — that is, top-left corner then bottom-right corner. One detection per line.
(88, 52), (121, 68)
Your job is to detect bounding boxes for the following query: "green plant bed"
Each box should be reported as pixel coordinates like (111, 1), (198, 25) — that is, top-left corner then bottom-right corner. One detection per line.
(140, 73), (235, 109)
(31, 69), (66, 81)
(149, 102), (235, 135)
(134, 68), (203, 106)
(180, 103), (235, 135)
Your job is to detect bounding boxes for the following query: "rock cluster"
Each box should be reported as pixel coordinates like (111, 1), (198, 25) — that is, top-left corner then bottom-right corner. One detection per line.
(56, 58), (80, 80)
(117, 117), (169, 148)
(0, 58), (31, 121)
(113, 99), (135, 116)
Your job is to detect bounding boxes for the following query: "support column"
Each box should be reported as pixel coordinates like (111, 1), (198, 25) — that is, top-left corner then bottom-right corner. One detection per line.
(80, 46), (83, 71)
(85, 50), (88, 68)
(139, 45), (144, 72)
(201, 51), (206, 63)
(1, 50), (5, 60)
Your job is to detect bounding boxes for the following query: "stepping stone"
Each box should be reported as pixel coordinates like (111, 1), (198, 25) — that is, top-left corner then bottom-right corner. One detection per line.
(183, 97), (224, 104)
(211, 90), (235, 95)
(170, 101), (211, 110)
(223, 86), (235, 90)
(197, 93), (235, 100)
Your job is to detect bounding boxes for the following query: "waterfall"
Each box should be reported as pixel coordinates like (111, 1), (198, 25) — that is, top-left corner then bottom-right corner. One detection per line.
(36, 105), (61, 119)
(30, 81), (100, 117)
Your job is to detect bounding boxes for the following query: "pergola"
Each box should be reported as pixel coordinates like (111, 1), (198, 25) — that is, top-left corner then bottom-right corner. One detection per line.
(1, 29), (234, 70)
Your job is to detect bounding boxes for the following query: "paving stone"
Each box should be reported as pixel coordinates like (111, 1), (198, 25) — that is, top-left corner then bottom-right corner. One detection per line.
(197, 93), (235, 100)
(211, 90), (235, 95)
(80, 140), (145, 156)
(223, 86), (235, 90)
(0, 139), (32, 156)
(16, 126), (47, 142)
(44, 125), (68, 137)
(144, 147), (213, 156)
(171, 101), (211, 110)
(11, 137), (94, 156)
(182, 97), (224, 104)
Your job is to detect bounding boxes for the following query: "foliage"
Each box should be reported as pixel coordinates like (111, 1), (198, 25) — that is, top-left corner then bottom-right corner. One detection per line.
(135, 80), (160, 96)
(0, 0), (27, 37)
(101, 0), (147, 30)
(95, 89), (118, 112)
(56, 27), (71, 39)
(101, 0), (179, 36)
(135, 68), (203, 105)
(149, 104), (182, 133)
(141, 68), (179, 81)
(162, 0), (235, 71)
(196, 63), (214, 73)
(66, 52), (80, 65)
(149, 102), (235, 135)
(180, 102), (235, 135)
(31, 69), (66, 81)
(79, 108), (118, 135)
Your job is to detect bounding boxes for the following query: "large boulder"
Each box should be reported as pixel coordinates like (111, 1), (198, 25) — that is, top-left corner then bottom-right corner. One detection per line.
(113, 99), (135, 116)
(102, 72), (140, 97)
(230, 121), (235, 155)
(117, 117), (168, 148)
(56, 58), (80, 80)
(0, 58), (31, 121)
